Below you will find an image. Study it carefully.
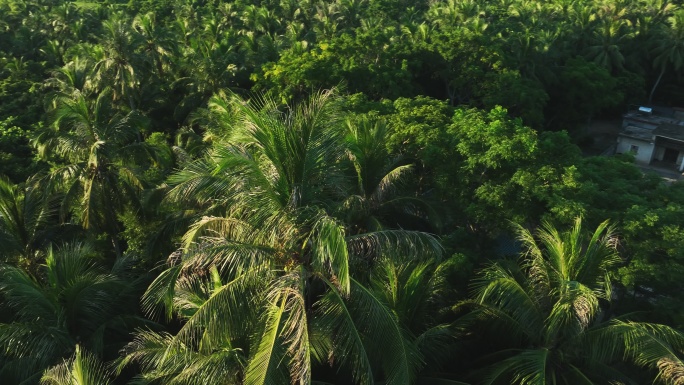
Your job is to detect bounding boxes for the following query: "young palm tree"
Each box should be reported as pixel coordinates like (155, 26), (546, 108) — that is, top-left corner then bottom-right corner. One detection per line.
(131, 90), (442, 385)
(93, 16), (141, 108)
(41, 345), (112, 385)
(364, 254), (462, 382)
(46, 57), (96, 98)
(456, 218), (684, 385)
(341, 115), (438, 234)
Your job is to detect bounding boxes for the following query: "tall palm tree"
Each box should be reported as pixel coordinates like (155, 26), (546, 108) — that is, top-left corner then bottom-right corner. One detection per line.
(649, 9), (684, 103)
(33, 90), (152, 257)
(93, 16), (141, 108)
(131, 90), (442, 385)
(456, 218), (684, 385)
(585, 17), (633, 73)
(132, 12), (175, 79)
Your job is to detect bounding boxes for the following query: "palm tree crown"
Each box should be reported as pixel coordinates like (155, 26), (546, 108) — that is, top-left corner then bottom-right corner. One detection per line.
(457, 218), (684, 385)
(126, 90), (443, 385)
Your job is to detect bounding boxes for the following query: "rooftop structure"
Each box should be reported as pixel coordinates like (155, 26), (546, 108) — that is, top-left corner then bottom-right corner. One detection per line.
(616, 107), (684, 172)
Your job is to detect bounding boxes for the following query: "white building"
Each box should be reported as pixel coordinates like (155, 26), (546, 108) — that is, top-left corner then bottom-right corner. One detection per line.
(616, 107), (684, 172)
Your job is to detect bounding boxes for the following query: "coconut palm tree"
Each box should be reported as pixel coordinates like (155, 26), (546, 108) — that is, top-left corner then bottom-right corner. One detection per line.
(0, 175), (67, 271)
(132, 12), (175, 79)
(93, 16), (141, 108)
(364, 253), (463, 383)
(118, 265), (257, 384)
(341, 115), (438, 234)
(585, 17), (633, 73)
(46, 57), (96, 98)
(41, 345), (112, 385)
(649, 9), (684, 103)
(456, 218), (684, 385)
(132, 90), (443, 385)
(33, 89), (153, 257)
(0, 243), (147, 384)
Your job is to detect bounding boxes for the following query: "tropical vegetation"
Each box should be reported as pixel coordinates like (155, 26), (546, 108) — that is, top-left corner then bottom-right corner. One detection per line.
(1, 0), (684, 384)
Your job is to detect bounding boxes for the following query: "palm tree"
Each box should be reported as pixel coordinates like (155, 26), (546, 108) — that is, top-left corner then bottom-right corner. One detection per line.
(130, 90), (443, 385)
(456, 218), (684, 385)
(0, 175), (65, 270)
(0, 243), (147, 384)
(341, 115), (438, 234)
(649, 9), (684, 103)
(364, 254), (463, 383)
(93, 16), (141, 108)
(41, 345), (112, 385)
(117, 265), (255, 384)
(33, 90), (152, 257)
(46, 57), (96, 98)
(585, 17), (633, 73)
(132, 12), (175, 79)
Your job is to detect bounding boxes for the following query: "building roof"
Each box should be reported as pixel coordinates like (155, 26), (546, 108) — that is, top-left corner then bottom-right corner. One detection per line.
(653, 123), (684, 142)
(619, 125), (655, 141)
(623, 111), (681, 127)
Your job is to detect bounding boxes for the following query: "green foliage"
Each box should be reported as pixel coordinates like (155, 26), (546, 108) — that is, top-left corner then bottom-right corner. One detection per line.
(0, 117), (42, 181)
(0, 243), (149, 384)
(127, 91), (443, 384)
(546, 57), (622, 131)
(619, 184), (684, 327)
(457, 219), (684, 385)
(41, 345), (113, 385)
(0, 1), (683, 384)
(257, 26), (421, 102)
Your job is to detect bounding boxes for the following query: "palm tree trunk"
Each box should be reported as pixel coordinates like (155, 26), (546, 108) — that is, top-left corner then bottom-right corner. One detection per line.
(649, 65), (666, 104)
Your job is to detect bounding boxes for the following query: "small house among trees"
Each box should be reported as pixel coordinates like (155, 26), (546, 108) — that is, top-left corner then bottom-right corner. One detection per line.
(616, 106), (684, 172)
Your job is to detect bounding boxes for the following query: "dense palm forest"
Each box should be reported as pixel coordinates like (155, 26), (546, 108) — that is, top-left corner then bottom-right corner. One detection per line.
(2, 0), (684, 383)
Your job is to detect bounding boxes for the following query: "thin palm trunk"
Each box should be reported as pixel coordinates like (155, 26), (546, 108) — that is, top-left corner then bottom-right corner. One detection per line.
(649, 65), (666, 104)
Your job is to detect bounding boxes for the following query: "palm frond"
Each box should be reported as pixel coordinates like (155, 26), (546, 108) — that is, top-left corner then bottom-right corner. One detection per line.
(41, 345), (112, 385)
(619, 322), (684, 384)
(480, 348), (549, 385)
(172, 270), (262, 348)
(313, 277), (374, 385)
(141, 264), (182, 320)
(244, 286), (288, 385)
(0, 264), (57, 322)
(309, 214), (350, 295)
(346, 230), (443, 261)
(349, 278), (420, 385)
(471, 263), (545, 340)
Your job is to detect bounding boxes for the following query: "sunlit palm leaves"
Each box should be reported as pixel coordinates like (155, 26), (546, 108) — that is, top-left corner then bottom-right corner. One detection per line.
(457, 218), (684, 385)
(127, 90), (442, 385)
(41, 345), (112, 385)
(342, 115), (438, 233)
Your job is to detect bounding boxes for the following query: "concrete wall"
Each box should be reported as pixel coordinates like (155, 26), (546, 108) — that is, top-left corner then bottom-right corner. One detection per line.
(616, 136), (655, 164)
